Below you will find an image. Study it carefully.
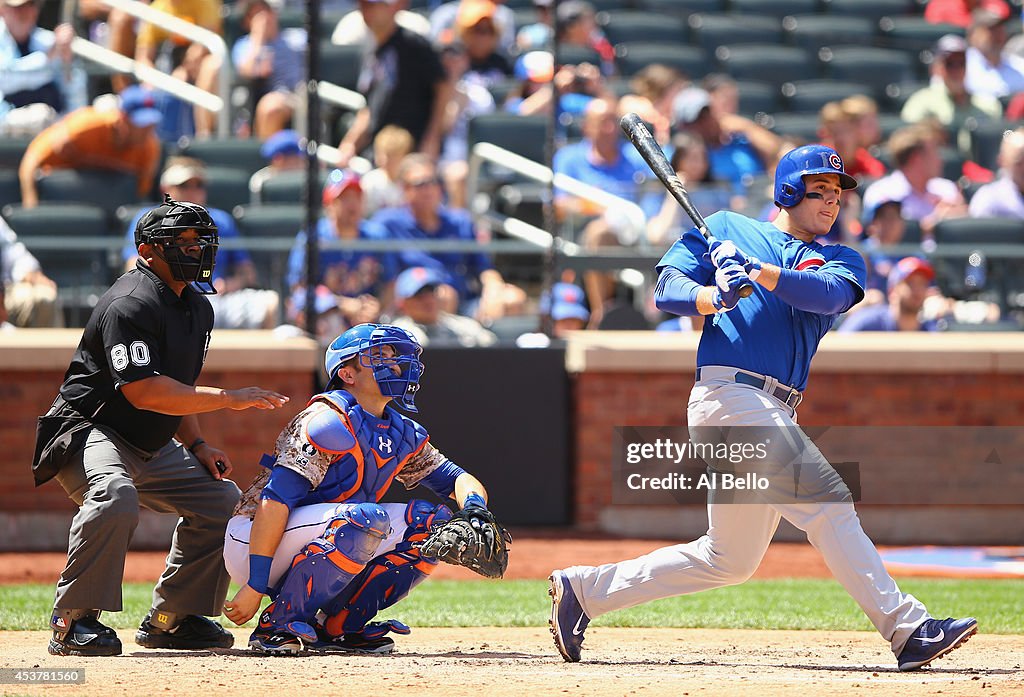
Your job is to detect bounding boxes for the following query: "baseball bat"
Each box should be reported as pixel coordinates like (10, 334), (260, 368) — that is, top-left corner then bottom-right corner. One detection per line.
(619, 112), (753, 298)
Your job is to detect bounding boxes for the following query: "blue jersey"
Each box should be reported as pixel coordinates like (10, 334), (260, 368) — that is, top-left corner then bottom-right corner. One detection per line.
(658, 211), (866, 391)
(286, 218), (397, 296)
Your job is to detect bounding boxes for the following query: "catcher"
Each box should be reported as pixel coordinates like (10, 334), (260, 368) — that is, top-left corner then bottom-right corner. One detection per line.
(222, 323), (509, 655)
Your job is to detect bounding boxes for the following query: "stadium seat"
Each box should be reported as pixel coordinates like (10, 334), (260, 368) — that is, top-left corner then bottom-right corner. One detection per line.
(35, 169), (139, 220)
(0, 169), (20, 207)
(233, 203), (307, 238)
(967, 119), (1023, 171)
(939, 146), (965, 182)
(764, 112), (822, 141)
(878, 18), (964, 54)
(615, 44), (709, 79)
(688, 14), (784, 53)
(781, 79), (876, 113)
(782, 14), (877, 52)
(319, 42), (363, 92)
(599, 11), (687, 46)
(0, 135), (32, 169)
(822, 0), (917, 21)
(734, 79), (783, 116)
(557, 44), (603, 68)
(255, 170), (330, 205)
(1, 202), (113, 322)
(178, 137), (265, 175)
(933, 217), (1024, 246)
(728, 0), (821, 19)
(820, 46), (917, 93)
(637, 0), (727, 13)
(468, 113), (549, 164)
(205, 167), (255, 213)
(715, 44), (819, 85)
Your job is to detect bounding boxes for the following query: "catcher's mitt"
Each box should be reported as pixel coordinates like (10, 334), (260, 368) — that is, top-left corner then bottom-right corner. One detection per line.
(416, 506), (511, 578)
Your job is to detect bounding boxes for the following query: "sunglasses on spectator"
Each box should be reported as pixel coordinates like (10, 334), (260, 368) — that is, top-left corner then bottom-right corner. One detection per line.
(405, 176), (440, 188)
(944, 56), (966, 68)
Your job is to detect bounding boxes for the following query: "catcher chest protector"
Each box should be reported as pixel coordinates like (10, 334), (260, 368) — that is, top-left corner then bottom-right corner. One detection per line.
(305, 390), (430, 505)
(321, 499), (452, 638)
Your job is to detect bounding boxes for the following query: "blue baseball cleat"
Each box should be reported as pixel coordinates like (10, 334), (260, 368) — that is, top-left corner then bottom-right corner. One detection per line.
(897, 617), (978, 671)
(548, 570), (590, 662)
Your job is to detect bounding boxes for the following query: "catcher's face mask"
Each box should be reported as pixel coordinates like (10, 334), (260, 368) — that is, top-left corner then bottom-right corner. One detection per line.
(325, 324), (425, 412)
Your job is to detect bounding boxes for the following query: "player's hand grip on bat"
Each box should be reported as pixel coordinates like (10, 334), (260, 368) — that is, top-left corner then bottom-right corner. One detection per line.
(712, 261), (750, 313)
(706, 240), (763, 281)
(618, 111), (754, 297)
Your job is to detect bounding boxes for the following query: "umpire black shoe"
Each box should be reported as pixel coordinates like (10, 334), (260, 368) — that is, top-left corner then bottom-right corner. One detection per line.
(135, 613), (234, 650)
(49, 616), (122, 657)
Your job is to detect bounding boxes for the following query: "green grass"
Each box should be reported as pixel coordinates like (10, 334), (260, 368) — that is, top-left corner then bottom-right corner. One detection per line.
(3, 578), (1022, 633)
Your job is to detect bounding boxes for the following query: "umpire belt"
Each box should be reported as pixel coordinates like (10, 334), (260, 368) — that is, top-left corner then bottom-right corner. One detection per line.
(695, 366), (803, 409)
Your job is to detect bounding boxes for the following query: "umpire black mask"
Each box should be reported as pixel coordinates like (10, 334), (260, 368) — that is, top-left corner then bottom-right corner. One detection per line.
(135, 195), (220, 294)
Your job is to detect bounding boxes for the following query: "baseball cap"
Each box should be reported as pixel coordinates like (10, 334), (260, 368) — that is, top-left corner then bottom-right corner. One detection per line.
(672, 87), (711, 126)
(862, 196), (902, 225)
(395, 266), (449, 300)
(540, 282), (590, 322)
(119, 85), (163, 128)
(290, 285), (339, 317)
(557, 0), (592, 26)
(322, 168), (362, 205)
(160, 160), (206, 188)
(457, 0), (497, 29)
(260, 129), (304, 160)
(971, 6), (1010, 29)
(934, 34), (967, 56)
(514, 51), (554, 83)
(887, 257), (935, 292)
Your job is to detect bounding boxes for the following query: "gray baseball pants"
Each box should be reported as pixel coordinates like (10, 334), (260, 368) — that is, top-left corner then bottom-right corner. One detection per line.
(52, 425), (240, 616)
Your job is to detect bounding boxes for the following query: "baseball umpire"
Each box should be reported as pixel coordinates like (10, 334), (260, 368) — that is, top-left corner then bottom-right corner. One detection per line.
(548, 145), (977, 671)
(32, 195), (289, 657)
(221, 323), (509, 655)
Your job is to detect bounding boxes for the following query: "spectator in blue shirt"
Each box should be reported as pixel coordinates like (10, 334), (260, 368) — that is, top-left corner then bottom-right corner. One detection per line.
(0, 0), (86, 135)
(372, 153), (525, 323)
(839, 257), (944, 332)
(224, 0), (305, 138)
(553, 97), (655, 220)
(286, 169), (396, 327)
(672, 87), (781, 195)
(122, 157), (279, 328)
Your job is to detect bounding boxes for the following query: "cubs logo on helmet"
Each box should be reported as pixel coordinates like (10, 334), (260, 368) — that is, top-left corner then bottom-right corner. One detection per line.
(774, 144), (858, 208)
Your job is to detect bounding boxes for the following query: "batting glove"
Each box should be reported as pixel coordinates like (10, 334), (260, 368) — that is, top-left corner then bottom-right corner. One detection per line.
(707, 240), (763, 280)
(711, 262), (749, 312)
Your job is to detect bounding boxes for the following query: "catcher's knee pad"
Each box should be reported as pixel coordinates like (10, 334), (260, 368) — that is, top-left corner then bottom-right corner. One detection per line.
(263, 504), (389, 630)
(320, 500), (448, 639)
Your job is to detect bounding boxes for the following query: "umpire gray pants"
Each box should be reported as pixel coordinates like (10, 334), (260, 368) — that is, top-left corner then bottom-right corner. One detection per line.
(53, 425), (240, 616)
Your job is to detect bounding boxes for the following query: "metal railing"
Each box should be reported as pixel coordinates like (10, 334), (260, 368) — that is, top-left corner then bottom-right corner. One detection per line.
(467, 141), (650, 248)
(85, 0), (231, 136)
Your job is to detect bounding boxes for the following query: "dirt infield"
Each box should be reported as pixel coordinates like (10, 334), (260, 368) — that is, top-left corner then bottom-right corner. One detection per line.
(0, 538), (832, 585)
(0, 628), (1020, 697)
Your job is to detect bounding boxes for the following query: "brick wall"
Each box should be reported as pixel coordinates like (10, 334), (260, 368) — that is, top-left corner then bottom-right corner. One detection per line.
(567, 332), (1024, 543)
(0, 330), (317, 519)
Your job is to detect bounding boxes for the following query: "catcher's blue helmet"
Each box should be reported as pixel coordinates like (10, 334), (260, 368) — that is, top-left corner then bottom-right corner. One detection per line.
(325, 323), (424, 412)
(773, 144), (858, 208)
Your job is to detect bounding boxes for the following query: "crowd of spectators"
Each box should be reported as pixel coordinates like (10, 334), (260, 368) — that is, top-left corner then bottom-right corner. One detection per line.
(3, 0), (1024, 337)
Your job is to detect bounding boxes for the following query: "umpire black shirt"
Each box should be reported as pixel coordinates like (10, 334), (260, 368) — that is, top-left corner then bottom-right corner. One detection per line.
(59, 260), (214, 452)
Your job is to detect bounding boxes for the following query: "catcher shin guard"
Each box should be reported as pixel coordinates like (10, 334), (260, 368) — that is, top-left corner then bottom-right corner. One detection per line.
(321, 500), (452, 638)
(261, 503), (390, 638)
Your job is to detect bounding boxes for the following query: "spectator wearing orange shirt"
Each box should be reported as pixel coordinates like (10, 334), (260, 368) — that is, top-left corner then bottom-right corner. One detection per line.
(18, 85), (162, 207)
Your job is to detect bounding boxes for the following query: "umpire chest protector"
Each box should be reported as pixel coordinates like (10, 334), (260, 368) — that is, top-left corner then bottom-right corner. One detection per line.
(300, 390), (429, 505)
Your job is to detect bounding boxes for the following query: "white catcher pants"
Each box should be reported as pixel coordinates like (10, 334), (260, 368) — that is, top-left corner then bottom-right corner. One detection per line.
(564, 367), (930, 656)
(223, 502), (414, 590)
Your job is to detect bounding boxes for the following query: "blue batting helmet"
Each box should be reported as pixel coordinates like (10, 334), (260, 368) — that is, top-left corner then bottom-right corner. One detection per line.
(325, 323), (425, 412)
(773, 144), (858, 208)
